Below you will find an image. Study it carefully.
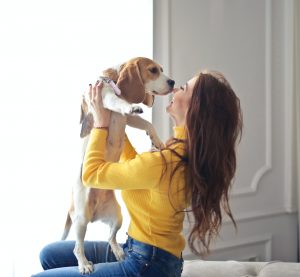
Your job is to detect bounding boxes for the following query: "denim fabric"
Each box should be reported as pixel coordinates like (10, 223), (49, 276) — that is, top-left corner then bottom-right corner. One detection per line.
(32, 237), (183, 277)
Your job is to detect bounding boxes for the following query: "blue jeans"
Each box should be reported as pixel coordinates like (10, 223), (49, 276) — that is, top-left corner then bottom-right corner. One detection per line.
(32, 236), (183, 277)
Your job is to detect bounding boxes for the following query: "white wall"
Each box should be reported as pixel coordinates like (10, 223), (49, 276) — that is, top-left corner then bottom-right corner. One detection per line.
(153, 0), (299, 262)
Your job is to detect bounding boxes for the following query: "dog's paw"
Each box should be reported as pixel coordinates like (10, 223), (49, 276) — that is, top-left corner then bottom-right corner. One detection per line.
(112, 245), (125, 261)
(79, 261), (94, 274)
(151, 140), (165, 150)
(130, 106), (143, 115)
(146, 131), (165, 150)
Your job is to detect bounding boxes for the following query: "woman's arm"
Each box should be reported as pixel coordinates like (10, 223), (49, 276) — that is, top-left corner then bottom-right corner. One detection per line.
(90, 80), (137, 161)
(82, 81), (164, 190)
(82, 128), (165, 190)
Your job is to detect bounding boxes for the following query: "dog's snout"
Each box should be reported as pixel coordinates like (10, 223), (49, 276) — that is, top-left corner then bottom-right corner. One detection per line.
(167, 79), (175, 88)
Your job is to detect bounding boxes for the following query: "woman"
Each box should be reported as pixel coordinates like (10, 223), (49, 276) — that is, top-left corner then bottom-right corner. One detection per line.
(33, 70), (242, 277)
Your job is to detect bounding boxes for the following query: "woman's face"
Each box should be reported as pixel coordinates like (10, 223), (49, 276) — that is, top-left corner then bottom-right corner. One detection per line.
(166, 76), (197, 126)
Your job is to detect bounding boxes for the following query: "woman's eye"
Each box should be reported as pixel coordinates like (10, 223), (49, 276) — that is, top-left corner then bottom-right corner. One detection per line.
(180, 86), (184, 90)
(149, 67), (158, 74)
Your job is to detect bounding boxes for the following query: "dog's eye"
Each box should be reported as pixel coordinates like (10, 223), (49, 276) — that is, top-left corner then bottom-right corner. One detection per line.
(149, 67), (158, 74)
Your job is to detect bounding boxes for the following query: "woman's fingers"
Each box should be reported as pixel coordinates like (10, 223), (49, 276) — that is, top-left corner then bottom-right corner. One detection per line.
(88, 84), (92, 101)
(92, 81), (98, 102)
(89, 80), (103, 106)
(96, 82), (104, 105)
(86, 80), (111, 127)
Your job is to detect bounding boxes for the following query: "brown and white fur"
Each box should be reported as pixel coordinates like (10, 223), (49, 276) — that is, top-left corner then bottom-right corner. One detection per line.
(61, 57), (175, 274)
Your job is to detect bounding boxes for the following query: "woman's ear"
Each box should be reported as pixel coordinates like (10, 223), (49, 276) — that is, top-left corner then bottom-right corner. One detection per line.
(142, 93), (155, 107)
(117, 62), (145, 104)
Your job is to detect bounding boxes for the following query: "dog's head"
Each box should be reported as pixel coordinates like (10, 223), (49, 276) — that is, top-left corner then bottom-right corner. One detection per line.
(79, 57), (175, 138)
(103, 57), (175, 107)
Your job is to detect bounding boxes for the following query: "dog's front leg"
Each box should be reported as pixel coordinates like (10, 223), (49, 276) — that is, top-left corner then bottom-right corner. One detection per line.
(73, 217), (94, 274)
(127, 115), (165, 149)
(102, 88), (143, 115)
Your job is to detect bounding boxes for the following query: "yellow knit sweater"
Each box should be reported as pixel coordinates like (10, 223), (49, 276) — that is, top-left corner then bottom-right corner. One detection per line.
(82, 126), (187, 258)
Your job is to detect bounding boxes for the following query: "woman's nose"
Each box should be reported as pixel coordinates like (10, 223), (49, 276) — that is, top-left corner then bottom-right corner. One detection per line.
(172, 88), (179, 93)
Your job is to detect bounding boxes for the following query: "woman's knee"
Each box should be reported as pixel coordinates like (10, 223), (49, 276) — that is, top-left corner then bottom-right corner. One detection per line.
(39, 241), (76, 270)
(39, 243), (57, 270)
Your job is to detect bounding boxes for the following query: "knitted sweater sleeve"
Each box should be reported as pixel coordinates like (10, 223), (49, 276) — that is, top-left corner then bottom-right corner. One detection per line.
(82, 128), (167, 190)
(119, 134), (137, 162)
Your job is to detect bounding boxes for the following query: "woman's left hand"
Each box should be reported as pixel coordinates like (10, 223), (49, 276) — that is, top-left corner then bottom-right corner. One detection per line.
(89, 81), (111, 128)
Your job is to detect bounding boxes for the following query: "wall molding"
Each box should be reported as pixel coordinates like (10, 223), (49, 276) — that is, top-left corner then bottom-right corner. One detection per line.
(153, 0), (173, 142)
(283, 0), (298, 213)
(184, 234), (272, 261)
(184, 208), (297, 226)
(212, 233), (272, 258)
(222, 209), (297, 225)
(294, 0), (300, 257)
(232, 0), (272, 197)
(153, 0), (171, 75)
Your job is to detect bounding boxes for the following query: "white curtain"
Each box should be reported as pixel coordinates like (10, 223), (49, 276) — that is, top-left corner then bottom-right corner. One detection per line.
(0, 0), (153, 276)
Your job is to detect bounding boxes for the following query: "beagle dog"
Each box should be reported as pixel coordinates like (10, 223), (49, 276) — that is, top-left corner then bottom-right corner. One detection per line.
(61, 57), (175, 274)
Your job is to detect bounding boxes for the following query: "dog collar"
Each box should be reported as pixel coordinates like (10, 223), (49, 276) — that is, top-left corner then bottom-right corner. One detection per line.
(99, 76), (121, 96)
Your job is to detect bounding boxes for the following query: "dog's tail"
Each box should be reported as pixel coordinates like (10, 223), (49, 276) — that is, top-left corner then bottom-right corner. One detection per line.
(61, 212), (72, 240)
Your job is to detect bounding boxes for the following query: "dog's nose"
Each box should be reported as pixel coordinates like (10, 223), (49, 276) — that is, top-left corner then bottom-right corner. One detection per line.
(167, 79), (175, 88)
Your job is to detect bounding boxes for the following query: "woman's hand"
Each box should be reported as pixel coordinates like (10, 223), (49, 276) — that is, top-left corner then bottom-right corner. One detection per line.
(89, 81), (111, 128)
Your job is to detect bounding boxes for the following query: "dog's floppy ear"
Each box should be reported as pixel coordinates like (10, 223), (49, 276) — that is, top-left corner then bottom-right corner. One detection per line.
(142, 94), (155, 107)
(80, 96), (88, 124)
(80, 113), (94, 138)
(117, 61), (145, 104)
(80, 96), (94, 138)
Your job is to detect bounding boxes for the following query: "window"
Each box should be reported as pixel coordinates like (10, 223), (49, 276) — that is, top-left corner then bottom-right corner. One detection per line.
(0, 0), (153, 275)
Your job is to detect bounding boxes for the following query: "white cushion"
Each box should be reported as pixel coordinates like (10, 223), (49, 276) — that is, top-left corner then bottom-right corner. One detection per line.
(182, 260), (300, 277)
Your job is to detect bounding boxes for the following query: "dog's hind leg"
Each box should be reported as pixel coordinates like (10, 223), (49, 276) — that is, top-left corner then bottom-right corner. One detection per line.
(73, 216), (94, 274)
(107, 202), (124, 261)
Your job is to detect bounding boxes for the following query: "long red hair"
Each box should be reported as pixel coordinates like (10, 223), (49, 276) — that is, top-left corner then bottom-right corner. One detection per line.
(165, 71), (243, 256)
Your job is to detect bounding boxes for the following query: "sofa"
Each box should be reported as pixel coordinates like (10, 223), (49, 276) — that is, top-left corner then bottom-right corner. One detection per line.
(182, 260), (300, 277)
